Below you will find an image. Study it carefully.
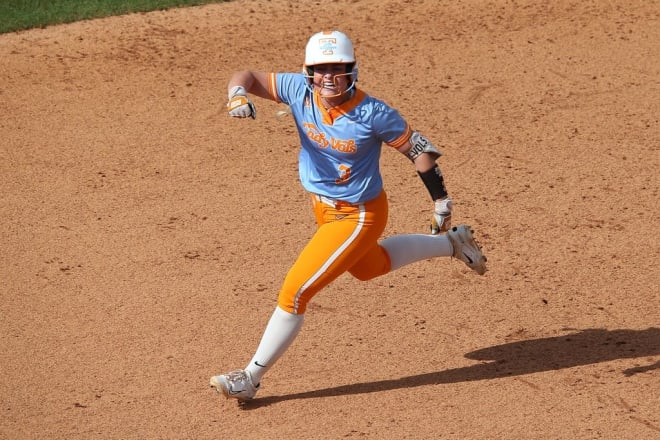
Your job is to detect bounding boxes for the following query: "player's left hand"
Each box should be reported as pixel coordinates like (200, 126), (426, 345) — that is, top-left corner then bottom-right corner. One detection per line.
(431, 197), (453, 234)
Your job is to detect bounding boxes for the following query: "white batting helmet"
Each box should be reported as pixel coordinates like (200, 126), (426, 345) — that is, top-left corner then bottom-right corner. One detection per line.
(303, 30), (358, 88)
(305, 30), (355, 65)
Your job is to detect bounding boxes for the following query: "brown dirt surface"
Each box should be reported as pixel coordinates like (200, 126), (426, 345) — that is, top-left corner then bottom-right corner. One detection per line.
(1, 0), (659, 438)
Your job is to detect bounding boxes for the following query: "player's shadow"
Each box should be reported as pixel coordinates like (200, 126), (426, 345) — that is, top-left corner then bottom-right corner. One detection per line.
(242, 327), (659, 409)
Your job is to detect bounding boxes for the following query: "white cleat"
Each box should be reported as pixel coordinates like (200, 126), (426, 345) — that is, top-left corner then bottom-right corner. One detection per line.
(447, 225), (488, 275)
(210, 369), (259, 401)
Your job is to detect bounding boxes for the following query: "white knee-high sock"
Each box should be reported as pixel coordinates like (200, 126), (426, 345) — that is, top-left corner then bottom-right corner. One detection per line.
(245, 306), (304, 385)
(380, 234), (453, 271)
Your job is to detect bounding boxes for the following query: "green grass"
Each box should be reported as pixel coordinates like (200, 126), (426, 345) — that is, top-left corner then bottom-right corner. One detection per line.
(0, 0), (229, 34)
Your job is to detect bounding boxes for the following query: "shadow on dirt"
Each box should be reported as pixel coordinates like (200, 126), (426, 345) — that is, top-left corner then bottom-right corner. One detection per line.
(242, 327), (660, 409)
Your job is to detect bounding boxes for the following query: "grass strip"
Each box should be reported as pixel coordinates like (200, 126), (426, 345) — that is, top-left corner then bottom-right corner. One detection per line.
(0, 0), (228, 34)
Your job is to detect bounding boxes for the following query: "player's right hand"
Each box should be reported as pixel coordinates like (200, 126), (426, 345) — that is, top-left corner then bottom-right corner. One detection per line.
(227, 86), (256, 119)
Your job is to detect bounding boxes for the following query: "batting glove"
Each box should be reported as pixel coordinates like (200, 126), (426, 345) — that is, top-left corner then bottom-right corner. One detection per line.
(227, 86), (256, 119)
(431, 197), (453, 234)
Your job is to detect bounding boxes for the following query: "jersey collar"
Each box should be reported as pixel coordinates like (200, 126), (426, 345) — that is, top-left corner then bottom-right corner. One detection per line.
(314, 88), (366, 125)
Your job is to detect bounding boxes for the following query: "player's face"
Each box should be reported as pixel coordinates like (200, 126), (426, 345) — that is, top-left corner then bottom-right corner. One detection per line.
(312, 63), (352, 97)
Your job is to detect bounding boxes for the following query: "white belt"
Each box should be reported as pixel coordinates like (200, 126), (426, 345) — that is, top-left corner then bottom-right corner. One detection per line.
(313, 194), (356, 208)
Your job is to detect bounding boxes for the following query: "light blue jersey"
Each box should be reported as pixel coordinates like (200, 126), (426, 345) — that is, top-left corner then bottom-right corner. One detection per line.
(268, 73), (412, 204)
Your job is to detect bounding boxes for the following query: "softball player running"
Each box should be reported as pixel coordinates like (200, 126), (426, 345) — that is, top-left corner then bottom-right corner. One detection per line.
(210, 30), (487, 402)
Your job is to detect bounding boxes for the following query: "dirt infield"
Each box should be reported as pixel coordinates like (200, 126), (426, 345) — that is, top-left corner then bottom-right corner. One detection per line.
(1, 0), (658, 438)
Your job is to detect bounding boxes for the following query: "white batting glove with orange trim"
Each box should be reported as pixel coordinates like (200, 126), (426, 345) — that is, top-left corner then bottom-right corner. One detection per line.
(227, 86), (256, 119)
(431, 197), (453, 234)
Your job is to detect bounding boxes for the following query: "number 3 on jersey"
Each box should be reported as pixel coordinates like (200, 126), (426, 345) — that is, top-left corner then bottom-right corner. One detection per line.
(335, 164), (351, 185)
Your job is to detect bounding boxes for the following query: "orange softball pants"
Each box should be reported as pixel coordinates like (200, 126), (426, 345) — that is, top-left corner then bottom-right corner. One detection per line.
(277, 190), (391, 314)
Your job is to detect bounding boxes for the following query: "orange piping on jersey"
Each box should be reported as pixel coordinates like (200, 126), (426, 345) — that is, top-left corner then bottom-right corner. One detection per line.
(387, 123), (413, 148)
(314, 89), (366, 125)
(268, 72), (281, 103)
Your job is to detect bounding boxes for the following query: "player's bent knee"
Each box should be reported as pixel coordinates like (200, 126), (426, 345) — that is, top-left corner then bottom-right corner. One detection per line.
(277, 292), (308, 315)
(348, 267), (385, 281)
